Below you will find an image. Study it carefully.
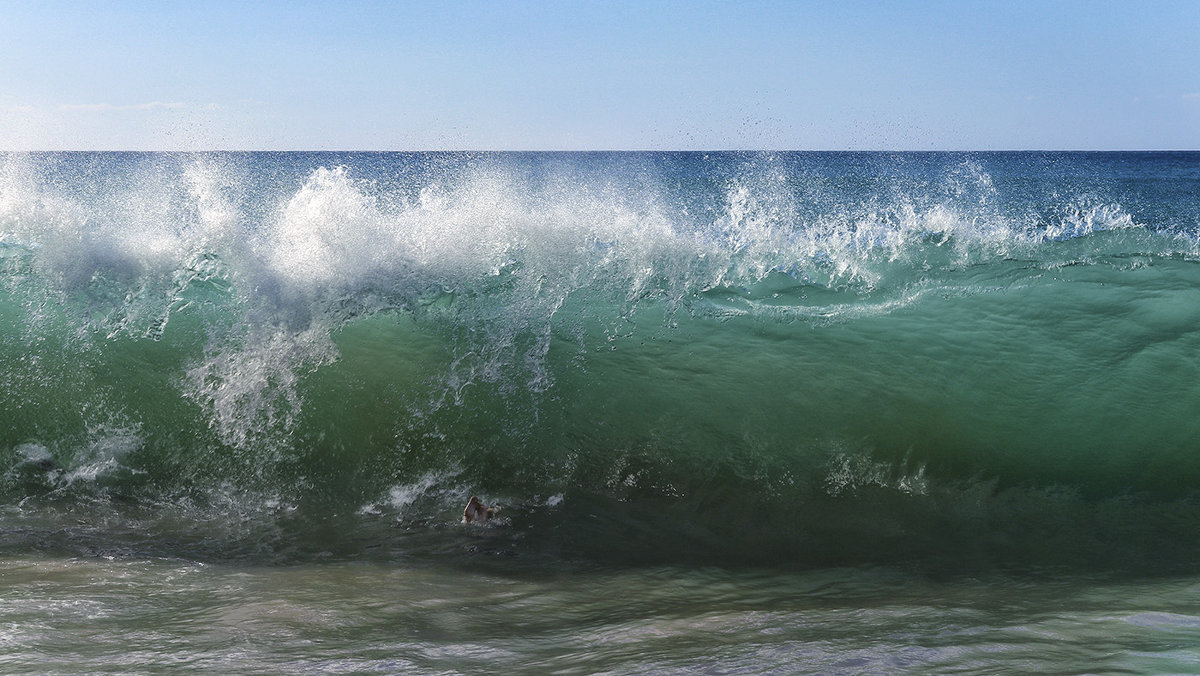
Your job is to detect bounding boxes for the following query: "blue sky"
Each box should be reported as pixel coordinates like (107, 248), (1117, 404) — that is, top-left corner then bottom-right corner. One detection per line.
(1, 0), (1197, 150)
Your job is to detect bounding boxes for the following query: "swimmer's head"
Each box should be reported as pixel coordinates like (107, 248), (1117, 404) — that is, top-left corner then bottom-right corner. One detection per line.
(463, 496), (494, 523)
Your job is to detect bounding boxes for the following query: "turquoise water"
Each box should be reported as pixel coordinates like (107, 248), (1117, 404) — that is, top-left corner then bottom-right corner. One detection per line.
(3, 151), (1200, 672)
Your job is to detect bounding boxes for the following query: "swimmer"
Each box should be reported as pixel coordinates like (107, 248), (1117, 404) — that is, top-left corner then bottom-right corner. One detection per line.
(462, 495), (496, 523)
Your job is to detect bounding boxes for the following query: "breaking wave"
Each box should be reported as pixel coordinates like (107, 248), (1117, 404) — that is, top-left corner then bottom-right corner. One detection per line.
(4, 151), (1200, 570)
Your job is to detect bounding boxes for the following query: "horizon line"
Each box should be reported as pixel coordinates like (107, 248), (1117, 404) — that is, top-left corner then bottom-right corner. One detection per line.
(3, 148), (1199, 154)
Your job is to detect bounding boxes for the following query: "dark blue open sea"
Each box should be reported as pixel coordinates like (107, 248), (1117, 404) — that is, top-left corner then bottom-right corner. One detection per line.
(4, 151), (1200, 673)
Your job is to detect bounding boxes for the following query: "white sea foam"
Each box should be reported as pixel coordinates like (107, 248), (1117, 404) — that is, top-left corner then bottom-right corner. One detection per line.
(357, 470), (461, 517)
(824, 451), (928, 497)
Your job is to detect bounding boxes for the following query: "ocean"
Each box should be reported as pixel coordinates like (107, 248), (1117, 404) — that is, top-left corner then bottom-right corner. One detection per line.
(3, 150), (1200, 673)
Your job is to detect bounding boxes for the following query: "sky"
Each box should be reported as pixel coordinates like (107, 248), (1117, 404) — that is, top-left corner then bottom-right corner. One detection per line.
(0, 0), (1197, 150)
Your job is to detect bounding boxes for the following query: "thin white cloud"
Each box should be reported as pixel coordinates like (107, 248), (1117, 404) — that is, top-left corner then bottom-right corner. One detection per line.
(1183, 93), (1200, 102)
(58, 101), (185, 112)
(3, 105), (37, 113)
